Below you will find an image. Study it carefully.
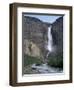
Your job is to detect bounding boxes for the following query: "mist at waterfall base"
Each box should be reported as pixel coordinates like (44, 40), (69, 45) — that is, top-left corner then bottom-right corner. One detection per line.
(31, 26), (62, 74)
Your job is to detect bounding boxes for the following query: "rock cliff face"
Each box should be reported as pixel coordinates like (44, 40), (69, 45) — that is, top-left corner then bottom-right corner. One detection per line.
(51, 17), (63, 53)
(23, 16), (63, 62)
(23, 16), (51, 60)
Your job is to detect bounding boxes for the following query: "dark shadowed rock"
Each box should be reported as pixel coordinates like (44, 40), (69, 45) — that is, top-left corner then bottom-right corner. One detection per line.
(51, 16), (63, 53)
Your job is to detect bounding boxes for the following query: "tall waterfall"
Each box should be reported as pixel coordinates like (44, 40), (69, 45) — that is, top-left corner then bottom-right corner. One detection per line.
(30, 26), (60, 74)
(47, 26), (53, 52)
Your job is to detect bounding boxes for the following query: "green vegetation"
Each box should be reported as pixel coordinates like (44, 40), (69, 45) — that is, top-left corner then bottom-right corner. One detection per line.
(24, 52), (63, 70)
(24, 54), (43, 66)
(47, 52), (63, 69)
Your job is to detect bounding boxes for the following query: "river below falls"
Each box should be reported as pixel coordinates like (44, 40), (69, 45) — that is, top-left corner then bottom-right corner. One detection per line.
(24, 63), (63, 74)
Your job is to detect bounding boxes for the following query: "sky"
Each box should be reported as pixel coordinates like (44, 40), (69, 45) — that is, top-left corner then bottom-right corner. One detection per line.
(24, 14), (63, 23)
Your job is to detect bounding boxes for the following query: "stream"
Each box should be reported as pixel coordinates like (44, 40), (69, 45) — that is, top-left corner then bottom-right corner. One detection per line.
(31, 63), (63, 74)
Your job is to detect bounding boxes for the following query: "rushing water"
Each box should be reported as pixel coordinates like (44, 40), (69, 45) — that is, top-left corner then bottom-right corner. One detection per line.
(31, 63), (62, 73)
(47, 26), (53, 52)
(45, 26), (53, 60)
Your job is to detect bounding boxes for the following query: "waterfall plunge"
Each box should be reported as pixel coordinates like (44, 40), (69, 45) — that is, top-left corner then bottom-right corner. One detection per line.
(47, 26), (53, 52)
(30, 26), (60, 74)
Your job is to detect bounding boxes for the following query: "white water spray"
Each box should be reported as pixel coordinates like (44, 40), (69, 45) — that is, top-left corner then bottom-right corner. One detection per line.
(47, 26), (53, 52)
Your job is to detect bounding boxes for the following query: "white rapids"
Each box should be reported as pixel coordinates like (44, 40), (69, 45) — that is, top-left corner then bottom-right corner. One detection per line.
(31, 63), (62, 73)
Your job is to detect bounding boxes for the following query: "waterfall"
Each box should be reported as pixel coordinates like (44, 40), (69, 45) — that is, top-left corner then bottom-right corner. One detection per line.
(30, 26), (61, 74)
(44, 25), (53, 62)
(47, 26), (53, 52)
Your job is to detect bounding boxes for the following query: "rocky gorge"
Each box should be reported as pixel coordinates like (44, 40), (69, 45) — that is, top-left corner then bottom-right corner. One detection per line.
(23, 15), (63, 74)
